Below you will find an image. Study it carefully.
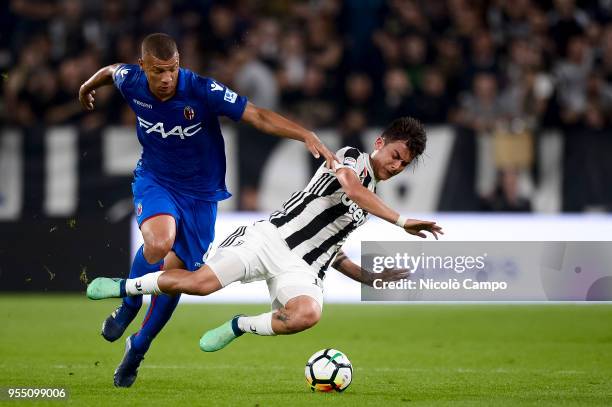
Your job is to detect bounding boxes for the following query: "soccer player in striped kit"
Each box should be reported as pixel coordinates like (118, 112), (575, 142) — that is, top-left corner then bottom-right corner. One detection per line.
(87, 117), (442, 352)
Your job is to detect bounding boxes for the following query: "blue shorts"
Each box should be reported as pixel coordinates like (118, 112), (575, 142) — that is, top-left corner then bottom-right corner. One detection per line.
(132, 171), (217, 271)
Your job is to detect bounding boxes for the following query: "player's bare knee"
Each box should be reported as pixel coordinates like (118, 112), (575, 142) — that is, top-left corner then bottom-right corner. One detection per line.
(145, 235), (174, 260)
(299, 303), (321, 329)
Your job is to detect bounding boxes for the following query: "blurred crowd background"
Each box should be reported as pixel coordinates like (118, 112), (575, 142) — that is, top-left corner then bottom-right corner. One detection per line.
(2, 0), (612, 214)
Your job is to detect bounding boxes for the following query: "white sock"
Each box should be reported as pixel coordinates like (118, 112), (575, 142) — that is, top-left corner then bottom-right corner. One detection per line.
(125, 271), (163, 295)
(237, 312), (276, 336)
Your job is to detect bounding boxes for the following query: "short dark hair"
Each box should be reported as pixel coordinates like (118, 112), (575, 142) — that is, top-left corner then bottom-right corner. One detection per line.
(141, 33), (178, 60)
(382, 117), (427, 160)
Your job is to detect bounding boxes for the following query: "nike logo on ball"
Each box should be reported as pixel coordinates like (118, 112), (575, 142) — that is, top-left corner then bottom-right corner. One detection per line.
(325, 352), (343, 367)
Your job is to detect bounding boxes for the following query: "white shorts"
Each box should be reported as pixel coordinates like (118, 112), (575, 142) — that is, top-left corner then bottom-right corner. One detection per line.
(206, 221), (324, 310)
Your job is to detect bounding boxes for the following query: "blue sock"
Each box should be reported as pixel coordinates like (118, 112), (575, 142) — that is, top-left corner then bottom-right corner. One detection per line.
(123, 245), (163, 310)
(131, 293), (181, 353)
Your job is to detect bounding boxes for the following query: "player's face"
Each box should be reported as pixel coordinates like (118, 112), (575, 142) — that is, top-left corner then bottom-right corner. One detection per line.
(371, 138), (412, 181)
(139, 53), (180, 100)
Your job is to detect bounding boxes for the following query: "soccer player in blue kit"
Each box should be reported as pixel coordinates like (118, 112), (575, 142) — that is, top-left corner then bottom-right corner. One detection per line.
(78, 33), (338, 387)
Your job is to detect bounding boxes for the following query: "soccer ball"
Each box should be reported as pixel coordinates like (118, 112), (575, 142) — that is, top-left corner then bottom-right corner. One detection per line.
(305, 349), (352, 392)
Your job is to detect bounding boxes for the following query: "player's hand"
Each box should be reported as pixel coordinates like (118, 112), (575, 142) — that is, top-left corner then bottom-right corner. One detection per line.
(305, 132), (340, 170)
(402, 219), (444, 240)
(79, 85), (96, 110)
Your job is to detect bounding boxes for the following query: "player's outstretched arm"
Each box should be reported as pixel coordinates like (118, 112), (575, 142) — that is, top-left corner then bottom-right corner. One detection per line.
(241, 102), (339, 169)
(332, 250), (409, 286)
(78, 63), (122, 110)
(336, 168), (443, 239)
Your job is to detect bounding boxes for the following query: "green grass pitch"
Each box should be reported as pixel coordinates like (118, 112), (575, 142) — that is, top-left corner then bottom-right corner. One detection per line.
(1, 295), (611, 406)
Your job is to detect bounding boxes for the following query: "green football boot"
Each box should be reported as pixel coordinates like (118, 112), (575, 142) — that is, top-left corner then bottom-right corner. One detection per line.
(87, 277), (124, 300)
(199, 315), (245, 352)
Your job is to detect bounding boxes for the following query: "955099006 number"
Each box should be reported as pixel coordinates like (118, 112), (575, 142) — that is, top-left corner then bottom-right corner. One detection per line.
(1, 387), (69, 400)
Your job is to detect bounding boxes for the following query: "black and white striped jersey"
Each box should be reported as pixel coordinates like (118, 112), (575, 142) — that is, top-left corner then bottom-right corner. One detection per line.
(269, 147), (377, 276)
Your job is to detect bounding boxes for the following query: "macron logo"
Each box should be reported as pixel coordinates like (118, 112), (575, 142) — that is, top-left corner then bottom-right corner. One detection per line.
(118, 68), (129, 77)
(210, 81), (223, 92)
(133, 99), (152, 109)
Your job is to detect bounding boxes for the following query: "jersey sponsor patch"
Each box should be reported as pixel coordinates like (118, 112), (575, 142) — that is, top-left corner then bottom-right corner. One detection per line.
(137, 116), (202, 139)
(341, 193), (367, 226)
(224, 88), (238, 103)
(342, 156), (357, 169)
